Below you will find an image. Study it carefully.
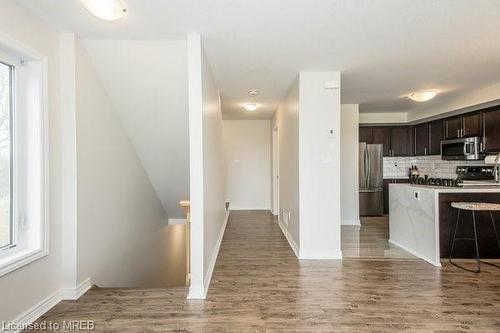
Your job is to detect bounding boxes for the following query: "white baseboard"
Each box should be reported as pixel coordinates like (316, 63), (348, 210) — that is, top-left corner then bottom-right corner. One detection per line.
(168, 218), (187, 225)
(229, 207), (271, 211)
(389, 239), (441, 267)
(61, 278), (92, 300)
(188, 210), (230, 300)
(341, 219), (361, 226)
(7, 278), (92, 332)
(187, 286), (204, 299)
(7, 290), (62, 332)
(299, 249), (343, 260)
(277, 219), (299, 258)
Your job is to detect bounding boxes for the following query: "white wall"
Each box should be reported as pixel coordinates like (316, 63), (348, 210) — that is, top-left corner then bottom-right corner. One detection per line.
(75, 40), (173, 288)
(359, 111), (407, 124)
(272, 78), (300, 254)
(340, 104), (360, 226)
(298, 72), (342, 259)
(82, 39), (189, 219)
(0, 0), (64, 322)
(187, 34), (227, 299)
(224, 120), (271, 210)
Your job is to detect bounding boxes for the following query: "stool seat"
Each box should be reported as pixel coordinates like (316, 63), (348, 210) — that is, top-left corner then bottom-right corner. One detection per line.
(451, 202), (500, 211)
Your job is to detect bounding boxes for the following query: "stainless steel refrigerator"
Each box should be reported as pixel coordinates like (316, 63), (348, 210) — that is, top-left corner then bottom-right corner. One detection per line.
(359, 143), (383, 216)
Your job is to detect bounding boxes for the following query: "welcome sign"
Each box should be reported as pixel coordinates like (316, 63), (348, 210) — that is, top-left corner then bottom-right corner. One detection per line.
(409, 175), (462, 187)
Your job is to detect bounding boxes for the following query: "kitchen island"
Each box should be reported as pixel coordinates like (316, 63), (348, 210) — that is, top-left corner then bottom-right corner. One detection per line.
(389, 183), (500, 266)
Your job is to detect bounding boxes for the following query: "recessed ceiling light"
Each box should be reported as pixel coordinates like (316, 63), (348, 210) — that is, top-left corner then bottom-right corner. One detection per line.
(81, 0), (127, 21)
(408, 90), (439, 102)
(248, 90), (259, 97)
(243, 103), (259, 112)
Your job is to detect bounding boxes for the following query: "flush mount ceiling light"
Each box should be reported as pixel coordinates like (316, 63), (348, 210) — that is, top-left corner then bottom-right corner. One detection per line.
(81, 0), (127, 21)
(408, 90), (439, 102)
(243, 103), (259, 112)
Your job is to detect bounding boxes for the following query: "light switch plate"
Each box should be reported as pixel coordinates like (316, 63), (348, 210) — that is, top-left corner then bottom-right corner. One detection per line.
(324, 80), (340, 89)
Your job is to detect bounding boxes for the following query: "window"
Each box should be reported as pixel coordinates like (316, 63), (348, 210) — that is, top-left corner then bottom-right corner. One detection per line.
(0, 39), (48, 277)
(0, 62), (13, 250)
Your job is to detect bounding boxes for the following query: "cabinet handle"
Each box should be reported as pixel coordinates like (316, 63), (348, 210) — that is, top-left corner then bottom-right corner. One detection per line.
(457, 129), (459, 138)
(424, 147), (427, 155)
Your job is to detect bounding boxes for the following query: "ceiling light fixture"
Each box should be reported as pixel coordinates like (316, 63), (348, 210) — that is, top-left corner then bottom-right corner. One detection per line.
(243, 103), (259, 112)
(248, 90), (259, 97)
(408, 90), (439, 102)
(81, 0), (127, 21)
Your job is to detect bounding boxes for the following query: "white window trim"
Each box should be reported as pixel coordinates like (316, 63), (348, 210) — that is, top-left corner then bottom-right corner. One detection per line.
(0, 32), (49, 277)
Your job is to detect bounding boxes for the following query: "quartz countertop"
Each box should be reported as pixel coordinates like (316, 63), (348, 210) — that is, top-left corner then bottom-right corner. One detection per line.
(391, 183), (500, 193)
(383, 176), (410, 180)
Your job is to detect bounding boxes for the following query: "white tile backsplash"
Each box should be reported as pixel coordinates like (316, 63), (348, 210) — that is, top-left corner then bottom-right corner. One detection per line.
(383, 155), (486, 179)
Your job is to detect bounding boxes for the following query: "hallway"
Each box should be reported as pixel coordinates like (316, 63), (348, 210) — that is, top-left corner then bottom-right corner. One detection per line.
(31, 211), (500, 332)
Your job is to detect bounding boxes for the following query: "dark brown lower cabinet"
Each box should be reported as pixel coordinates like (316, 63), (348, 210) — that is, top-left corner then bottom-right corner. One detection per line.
(439, 193), (500, 258)
(383, 178), (409, 214)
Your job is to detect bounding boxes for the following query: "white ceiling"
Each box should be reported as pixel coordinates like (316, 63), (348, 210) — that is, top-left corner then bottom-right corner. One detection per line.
(19, 0), (500, 120)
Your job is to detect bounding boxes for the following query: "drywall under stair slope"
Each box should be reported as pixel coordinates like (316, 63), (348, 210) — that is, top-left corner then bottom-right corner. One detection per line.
(83, 39), (189, 218)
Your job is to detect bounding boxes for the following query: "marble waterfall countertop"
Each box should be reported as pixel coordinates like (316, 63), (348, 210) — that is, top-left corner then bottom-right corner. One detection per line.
(388, 183), (500, 267)
(407, 184), (500, 192)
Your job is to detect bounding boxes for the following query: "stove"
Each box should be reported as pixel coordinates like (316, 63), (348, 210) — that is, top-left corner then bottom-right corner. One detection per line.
(456, 166), (497, 186)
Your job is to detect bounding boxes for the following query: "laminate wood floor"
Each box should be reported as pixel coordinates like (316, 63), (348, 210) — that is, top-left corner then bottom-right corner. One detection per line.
(341, 216), (418, 260)
(28, 210), (500, 332)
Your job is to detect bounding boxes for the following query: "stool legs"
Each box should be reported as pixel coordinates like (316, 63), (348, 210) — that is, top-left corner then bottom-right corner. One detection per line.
(449, 209), (461, 265)
(472, 211), (481, 273)
(490, 212), (500, 249)
(449, 209), (481, 273)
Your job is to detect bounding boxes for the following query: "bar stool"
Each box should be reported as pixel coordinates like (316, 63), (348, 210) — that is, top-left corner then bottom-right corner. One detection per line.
(449, 202), (500, 273)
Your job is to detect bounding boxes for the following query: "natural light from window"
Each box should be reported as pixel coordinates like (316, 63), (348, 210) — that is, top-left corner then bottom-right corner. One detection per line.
(0, 62), (11, 250)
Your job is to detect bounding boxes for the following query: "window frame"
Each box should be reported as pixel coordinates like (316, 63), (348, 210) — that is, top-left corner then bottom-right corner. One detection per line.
(0, 60), (15, 252)
(0, 34), (49, 277)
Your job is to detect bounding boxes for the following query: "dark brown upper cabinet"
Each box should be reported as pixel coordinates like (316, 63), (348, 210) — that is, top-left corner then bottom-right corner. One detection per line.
(359, 104), (500, 156)
(390, 127), (412, 157)
(444, 113), (481, 139)
(414, 123), (429, 156)
(372, 127), (391, 156)
(462, 112), (481, 137)
(444, 116), (462, 140)
(358, 126), (410, 157)
(359, 127), (373, 144)
(482, 106), (500, 153)
(428, 120), (444, 155)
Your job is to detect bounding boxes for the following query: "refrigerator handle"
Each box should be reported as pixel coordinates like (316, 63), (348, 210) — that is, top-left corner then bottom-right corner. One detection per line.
(367, 148), (371, 186)
(364, 148), (369, 188)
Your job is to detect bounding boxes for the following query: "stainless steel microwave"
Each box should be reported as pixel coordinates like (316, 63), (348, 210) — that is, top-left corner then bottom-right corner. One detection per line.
(441, 137), (484, 160)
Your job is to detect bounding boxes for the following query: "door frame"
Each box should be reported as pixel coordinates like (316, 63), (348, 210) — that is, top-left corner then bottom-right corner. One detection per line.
(272, 125), (280, 216)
